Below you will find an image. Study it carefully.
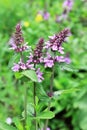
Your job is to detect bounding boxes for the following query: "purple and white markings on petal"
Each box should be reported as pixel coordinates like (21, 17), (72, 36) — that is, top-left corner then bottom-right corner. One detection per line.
(36, 68), (44, 82)
(55, 56), (65, 63)
(18, 58), (27, 70)
(44, 41), (51, 49)
(44, 53), (54, 68)
(51, 43), (58, 51)
(58, 46), (64, 54)
(12, 63), (20, 72)
(64, 56), (71, 64)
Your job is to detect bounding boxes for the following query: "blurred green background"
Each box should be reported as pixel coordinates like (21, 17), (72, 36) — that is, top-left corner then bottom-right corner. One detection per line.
(0, 0), (87, 130)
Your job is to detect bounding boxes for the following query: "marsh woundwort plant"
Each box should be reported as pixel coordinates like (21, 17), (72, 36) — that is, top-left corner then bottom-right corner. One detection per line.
(10, 23), (71, 130)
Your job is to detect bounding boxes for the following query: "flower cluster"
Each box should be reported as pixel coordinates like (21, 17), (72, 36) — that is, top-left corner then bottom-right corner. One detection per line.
(12, 58), (34, 72)
(45, 28), (71, 51)
(44, 28), (71, 68)
(10, 24), (44, 82)
(9, 23), (29, 52)
(33, 38), (44, 64)
(10, 23), (71, 82)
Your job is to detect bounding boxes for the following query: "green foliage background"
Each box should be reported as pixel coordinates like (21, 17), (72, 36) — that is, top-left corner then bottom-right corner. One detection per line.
(0, 0), (87, 130)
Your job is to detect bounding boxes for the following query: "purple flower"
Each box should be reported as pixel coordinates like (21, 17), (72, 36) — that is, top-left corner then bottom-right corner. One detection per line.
(12, 58), (27, 72)
(36, 68), (44, 82)
(43, 12), (50, 20)
(45, 28), (71, 51)
(33, 38), (44, 64)
(12, 63), (20, 72)
(63, 0), (73, 11)
(64, 56), (71, 64)
(27, 53), (33, 63)
(19, 59), (27, 70)
(58, 46), (64, 54)
(44, 53), (54, 68)
(9, 23), (29, 52)
(64, 53), (71, 64)
(55, 56), (65, 63)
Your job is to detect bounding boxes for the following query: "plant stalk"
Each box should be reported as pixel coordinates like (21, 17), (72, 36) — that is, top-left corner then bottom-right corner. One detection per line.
(34, 82), (38, 130)
(20, 52), (27, 130)
(24, 85), (27, 130)
(44, 65), (55, 130)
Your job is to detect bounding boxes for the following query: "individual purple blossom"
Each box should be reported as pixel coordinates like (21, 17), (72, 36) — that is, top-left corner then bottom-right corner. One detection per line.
(55, 55), (71, 64)
(26, 53), (33, 63)
(36, 68), (44, 82)
(9, 23), (29, 52)
(43, 11), (50, 20)
(12, 63), (20, 72)
(64, 56), (71, 64)
(19, 58), (27, 70)
(58, 46), (64, 54)
(63, 0), (73, 11)
(12, 58), (27, 72)
(26, 54), (35, 70)
(64, 53), (71, 64)
(55, 56), (65, 63)
(44, 53), (54, 68)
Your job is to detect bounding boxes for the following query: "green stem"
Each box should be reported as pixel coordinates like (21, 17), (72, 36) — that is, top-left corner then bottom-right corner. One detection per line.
(34, 82), (38, 130)
(44, 65), (55, 130)
(20, 52), (27, 130)
(24, 85), (27, 130)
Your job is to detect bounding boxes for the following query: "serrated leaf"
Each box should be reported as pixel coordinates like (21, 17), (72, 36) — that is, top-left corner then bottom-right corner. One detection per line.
(22, 70), (38, 82)
(0, 121), (17, 130)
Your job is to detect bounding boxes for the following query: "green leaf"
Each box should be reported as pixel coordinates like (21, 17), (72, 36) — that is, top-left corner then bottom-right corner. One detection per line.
(0, 121), (17, 130)
(22, 103), (34, 117)
(14, 72), (23, 79)
(33, 111), (55, 119)
(54, 88), (80, 98)
(22, 70), (38, 82)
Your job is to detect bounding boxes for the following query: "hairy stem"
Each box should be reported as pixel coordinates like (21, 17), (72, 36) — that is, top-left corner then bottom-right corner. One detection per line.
(33, 82), (38, 130)
(44, 65), (55, 130)
(24, 85), (27, 130)
(20, 52), (27, 130)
